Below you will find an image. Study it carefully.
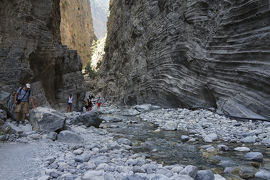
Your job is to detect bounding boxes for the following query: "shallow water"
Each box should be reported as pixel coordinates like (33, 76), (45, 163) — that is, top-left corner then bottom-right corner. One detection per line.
(106, 116), (270, 179)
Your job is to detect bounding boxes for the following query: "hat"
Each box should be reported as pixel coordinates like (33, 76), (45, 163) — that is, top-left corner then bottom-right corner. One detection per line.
(26, 83), (31, 89)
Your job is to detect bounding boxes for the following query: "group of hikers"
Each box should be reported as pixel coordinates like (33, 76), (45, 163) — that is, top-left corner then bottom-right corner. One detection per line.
(14, 83), (102, 125)
(66, 94), (102, 113)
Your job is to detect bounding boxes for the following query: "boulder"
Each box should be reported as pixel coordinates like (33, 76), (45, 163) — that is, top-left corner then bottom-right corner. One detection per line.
(71, 111), (102, 127)
(244, 152), (263, 162)
(29, 107), (65, 133)
(195, 170), (214, 180)
(57, 130), (84, 143)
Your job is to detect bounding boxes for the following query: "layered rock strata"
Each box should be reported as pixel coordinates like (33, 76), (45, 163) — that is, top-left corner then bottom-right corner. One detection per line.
(60, 0), (96, 65)
(0, 0), (85, 111)
(98, 0), (270, 119)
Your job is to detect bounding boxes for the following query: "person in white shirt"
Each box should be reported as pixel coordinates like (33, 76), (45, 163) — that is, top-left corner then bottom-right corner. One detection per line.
(67, 94), (73, 112)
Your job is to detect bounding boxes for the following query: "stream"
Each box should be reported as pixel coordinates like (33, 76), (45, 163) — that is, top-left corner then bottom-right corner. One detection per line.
(104, 116), (270, 179)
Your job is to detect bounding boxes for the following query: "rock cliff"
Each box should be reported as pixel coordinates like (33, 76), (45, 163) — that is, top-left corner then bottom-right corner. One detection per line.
(98, 0), (270, 119)
(0, 0), (85, 111)
(60, 0), (96, 65)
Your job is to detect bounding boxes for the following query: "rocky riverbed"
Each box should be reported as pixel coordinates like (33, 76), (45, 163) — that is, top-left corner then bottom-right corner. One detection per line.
(0, 105), (270, 180)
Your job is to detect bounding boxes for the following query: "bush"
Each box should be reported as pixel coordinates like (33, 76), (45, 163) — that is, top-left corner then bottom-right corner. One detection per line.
(85, 61), (97, 79)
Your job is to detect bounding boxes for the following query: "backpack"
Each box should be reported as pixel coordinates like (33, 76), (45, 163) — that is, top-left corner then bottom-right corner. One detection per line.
(17, 87), (31, 102)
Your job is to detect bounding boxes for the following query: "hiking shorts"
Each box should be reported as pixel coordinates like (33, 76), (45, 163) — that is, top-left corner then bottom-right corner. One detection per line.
(15, 102), (29, 114)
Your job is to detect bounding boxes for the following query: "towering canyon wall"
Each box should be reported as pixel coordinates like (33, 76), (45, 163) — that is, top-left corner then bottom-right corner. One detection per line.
(98, 0), (270, 119)
(60, 0), (96, 66)
(0, 0), (85, 111)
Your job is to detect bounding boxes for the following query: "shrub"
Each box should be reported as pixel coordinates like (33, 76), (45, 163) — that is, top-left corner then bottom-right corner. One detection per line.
(85, 61), (97, 79)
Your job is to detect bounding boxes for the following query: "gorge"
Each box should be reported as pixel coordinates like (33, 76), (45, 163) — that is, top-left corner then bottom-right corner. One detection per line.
(0, 0), (270, 180)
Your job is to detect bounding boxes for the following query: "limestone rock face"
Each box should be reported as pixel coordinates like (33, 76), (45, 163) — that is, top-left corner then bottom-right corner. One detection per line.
(60, 0), (96, 65)
(0, 0), (85, 111)
(98, 0), (270, 119)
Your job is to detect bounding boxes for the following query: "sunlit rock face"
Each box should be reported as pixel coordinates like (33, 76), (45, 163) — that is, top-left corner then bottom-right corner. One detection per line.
(90, 0), (109, 39)
(0, 0), (85, 111)
(98, 0), (270, 119)
(60, 0), (96, 66)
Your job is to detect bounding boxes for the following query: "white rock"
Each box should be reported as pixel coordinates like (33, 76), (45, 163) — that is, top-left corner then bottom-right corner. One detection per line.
(37, 176), (50, 180)
(214, 174), (226, 180)
(203, 133), (218, 143)
(82, 170), (104, 180)
(163, 121), (179, 131)
(234, 147), (250, 152)
(255, 169), (270, 179)
(73, 148), (84, 155)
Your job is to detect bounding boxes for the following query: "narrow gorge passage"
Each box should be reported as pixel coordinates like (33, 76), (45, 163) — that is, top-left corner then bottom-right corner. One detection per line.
(0, 0), (270, 180)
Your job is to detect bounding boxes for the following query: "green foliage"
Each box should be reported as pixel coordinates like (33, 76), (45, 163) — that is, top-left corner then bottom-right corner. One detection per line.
(61, 0), (69, 10)
(85, 61), (97, 79)
(96, 61), (102, 70)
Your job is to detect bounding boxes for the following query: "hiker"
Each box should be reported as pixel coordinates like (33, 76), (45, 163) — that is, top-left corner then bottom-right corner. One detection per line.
(14, 83), (36, 125)
(67, 94), (73, 112)
(87, 96), (93, 111)
(84, 98), (89, 111)
(97, 96), (102, 108)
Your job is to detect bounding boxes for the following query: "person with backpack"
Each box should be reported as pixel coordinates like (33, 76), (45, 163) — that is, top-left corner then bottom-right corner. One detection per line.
(14, 83), (36, 125)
